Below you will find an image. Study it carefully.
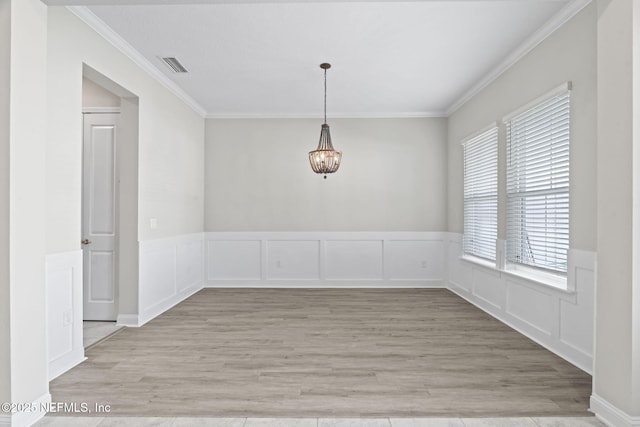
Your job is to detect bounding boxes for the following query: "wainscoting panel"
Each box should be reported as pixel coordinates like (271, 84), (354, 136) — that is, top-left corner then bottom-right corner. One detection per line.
(266, 240), (320, 280)
(385, 240), (444, 280)
(138, 233), (204, 326)
(560, 254), (595, 356)
(447, 233), (595, 373)
(176, 238), (204, 293)
(325, 240), (383, 280)
(506, 280), (555, 336)
(46, 250), (84, 380)
(472, 267), (504, 309)
(205, 232), (447, 287)
(207, 240), (262, 280)
(139, 243), (175, 313)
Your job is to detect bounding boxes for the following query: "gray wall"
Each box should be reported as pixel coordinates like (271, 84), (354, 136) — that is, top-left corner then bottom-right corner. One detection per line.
(3, 0), (49, 406)
(82, 77), (121, 108)
(594, 0), (640, 415)
(0, 0), (11, 405)
(46, 7), (205, 254)
(205, 118), (448, 232)
(447, 3), (597, 252)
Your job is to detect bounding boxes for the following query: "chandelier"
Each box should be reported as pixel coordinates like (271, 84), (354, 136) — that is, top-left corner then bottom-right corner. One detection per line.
(309, 63), (342, 179)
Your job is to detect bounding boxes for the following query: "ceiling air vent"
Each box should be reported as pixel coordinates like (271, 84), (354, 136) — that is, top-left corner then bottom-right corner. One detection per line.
(161, 57), (188, 73)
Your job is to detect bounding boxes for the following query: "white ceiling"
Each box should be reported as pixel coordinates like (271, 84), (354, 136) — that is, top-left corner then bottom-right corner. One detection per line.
(46, 0), (588, 118)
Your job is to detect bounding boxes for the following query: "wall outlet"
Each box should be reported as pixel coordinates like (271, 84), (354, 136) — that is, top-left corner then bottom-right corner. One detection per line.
(276, 260), (282, 269)
(150, 218), (158, 229)
(421, 260), (428, 268)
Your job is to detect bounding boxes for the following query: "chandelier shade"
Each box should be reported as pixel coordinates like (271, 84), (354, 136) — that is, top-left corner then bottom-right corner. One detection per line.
(309, 63), (342, 179)
(309, 124), (342, 176)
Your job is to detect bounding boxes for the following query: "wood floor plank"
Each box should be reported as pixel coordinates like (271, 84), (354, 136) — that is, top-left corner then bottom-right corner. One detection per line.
(50, 289), (593, 417)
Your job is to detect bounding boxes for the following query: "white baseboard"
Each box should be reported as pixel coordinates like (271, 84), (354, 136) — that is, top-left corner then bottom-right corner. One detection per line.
(205, 280), (445, 288)
(116, 314), (139, 327)
(0, 393), (51, 427)
(48, 349), (86, 381)
(138, 281), (203, 326)
(119, 284), (203, 327)
(591, 394), (640, 427)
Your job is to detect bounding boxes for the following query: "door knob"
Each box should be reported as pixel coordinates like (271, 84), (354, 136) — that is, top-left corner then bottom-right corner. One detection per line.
(81, 239), (91, 245)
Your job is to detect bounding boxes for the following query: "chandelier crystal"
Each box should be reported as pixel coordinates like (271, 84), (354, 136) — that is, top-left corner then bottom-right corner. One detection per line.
(309, 63), (342, 179)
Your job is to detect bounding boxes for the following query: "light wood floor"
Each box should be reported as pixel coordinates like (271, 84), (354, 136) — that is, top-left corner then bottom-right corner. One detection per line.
(50, 289), (593, 417)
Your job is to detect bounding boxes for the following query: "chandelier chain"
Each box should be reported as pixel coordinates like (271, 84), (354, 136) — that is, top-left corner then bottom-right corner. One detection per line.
(324, 67), (327, 124)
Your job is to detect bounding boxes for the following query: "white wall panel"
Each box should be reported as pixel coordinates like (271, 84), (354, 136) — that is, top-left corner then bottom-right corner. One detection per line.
(325, 240), (383, 280)
(47, 268), (73, 362)
(207, 240), (261, 280)
(205, 232), (446, 287)
(506, 280), (554, 335)
(267, 240), (320, 280)
(385, 240), (443, 280)
(46, 250), (84, 380)
(560, 266), (594, 355)
(140, 245), (175, 311)
(177, 238), (203, 292)
(472, 268), (504, 309)
(137, 233), (204, 326)
(448, 236), (472, 291)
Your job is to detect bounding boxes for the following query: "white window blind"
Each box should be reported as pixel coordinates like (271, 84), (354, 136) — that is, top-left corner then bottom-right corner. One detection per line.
(463, 127), (498, 261)
(506, 90), (570, 273)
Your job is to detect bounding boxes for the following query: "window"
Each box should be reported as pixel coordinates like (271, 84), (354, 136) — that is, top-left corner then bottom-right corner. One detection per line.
(463, 127), (498, 261)
(506, 89), (570, 274)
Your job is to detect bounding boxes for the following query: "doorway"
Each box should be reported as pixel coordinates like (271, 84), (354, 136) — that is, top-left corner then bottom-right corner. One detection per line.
(82, 66), (139, 328)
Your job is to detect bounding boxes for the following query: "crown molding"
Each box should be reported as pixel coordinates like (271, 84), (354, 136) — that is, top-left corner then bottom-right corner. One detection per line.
(445, 0), (592, 116)
(205, 111), (447, 119)
(67, 6), (207, 118)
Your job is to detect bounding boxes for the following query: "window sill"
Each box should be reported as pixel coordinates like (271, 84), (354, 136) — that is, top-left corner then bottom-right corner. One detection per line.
(502, 266), (569, 293)
(459, 254), (496, 270)
(459, 254), (572, 294)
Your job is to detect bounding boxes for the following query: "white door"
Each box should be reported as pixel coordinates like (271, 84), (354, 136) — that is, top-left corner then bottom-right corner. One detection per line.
(82, 113), (119, 321)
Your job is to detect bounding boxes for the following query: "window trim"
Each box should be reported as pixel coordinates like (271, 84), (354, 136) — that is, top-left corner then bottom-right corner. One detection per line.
(502, 82), (572, 123)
